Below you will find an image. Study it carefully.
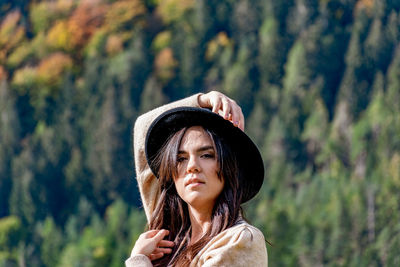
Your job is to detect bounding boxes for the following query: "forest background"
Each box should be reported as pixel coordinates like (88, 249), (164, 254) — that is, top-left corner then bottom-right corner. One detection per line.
(0, 0), (400, 266)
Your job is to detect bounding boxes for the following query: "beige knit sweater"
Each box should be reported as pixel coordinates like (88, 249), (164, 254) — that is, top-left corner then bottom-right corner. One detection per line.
(126, 94), (268, 267)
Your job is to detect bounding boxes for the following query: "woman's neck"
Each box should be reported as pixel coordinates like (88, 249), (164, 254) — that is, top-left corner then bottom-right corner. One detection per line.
(188, 206), (212, 245)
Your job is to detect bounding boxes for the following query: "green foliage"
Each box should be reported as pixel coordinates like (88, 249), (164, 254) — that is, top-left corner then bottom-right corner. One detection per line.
(0, 216), (21, 266)
(0, 81), (20, 217)
(152, 31), (172, 52)
(156, 0), (195, 24)
(30, 1), (74, 34)
(55, 199), (145, 267)
(0, 216), (21, 250)
(258, 17), (284, 85)
(1, 0), (400, 266)
(9, 145), (36, 225)
(7, 42), (33, 68)
(36, 217), (63, 266)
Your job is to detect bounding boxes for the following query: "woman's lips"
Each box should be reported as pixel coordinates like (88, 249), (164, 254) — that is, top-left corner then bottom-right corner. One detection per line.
(186, 182), (204, 189)
(184, 177), (205, 187)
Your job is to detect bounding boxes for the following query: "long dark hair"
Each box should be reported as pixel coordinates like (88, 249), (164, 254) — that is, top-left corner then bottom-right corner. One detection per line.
(148, 126), (244, 266)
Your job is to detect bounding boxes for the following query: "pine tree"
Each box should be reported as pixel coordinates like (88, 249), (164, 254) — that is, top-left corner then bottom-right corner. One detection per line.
(337, 9), (372, 120)
(364, 18), (390, 72)
(9, 144), (36, 225)
(258, 17), (285, 86)
(85, 86), (123, 210)
(0, 81), (20, 217)
(222, 44), (255, 115)
(36, 217), (63, 266)
(139, 75), (168, 113)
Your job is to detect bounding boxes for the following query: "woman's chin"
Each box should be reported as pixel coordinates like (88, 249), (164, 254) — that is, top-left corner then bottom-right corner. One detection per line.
(183, 193), (205, 206)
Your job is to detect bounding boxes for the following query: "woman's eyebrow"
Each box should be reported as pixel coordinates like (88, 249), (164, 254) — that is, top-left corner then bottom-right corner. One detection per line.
(197, 146), (215, 152)
(178, 146), (215, 154)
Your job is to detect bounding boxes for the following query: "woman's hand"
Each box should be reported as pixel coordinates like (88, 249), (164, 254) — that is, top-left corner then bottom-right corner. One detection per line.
(130, 229), (174, 261)
(198, 91), (245, 131)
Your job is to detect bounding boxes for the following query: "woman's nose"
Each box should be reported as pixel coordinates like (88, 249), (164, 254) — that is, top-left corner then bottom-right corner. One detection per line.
(186, 156), (200, 173)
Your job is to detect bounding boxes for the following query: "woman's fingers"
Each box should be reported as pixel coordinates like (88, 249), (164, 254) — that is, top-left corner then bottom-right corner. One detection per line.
(230, 102), (245, 130)
(152, 229), (170, 244)
(239, 111), (245, 130)
(149, 252), (164, 261)
(158, 240), (174, 248)
(148, 246), (173, 260)
(143, 229), (160, 238)
(211, 97), (221, 113)
(156, 229), (169, 238)
(154, 247), (173, 254)
(218, 99), (244, 130)
(221, 98), (231, 119)
(147, 242), (173, 261)
(131, 229), (172, 258)
(199, 91), (245, 130)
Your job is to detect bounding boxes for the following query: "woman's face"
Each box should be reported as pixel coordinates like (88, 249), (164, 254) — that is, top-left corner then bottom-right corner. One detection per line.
(173, 126), (224, 212)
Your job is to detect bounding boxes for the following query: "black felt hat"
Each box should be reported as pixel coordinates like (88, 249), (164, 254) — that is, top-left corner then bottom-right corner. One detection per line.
(145, 107), (264, 203)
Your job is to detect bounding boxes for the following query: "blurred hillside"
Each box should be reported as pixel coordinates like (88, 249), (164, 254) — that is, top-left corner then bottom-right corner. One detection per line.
(0, 0), (400, 266)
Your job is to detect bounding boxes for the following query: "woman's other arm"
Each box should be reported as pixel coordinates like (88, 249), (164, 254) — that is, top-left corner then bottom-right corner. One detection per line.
(196, 224), (268, 267)
(125, 230), (174, 267)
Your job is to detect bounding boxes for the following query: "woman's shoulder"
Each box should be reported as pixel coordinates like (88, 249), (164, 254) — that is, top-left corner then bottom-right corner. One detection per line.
(193, 221), (268, 266)
(201, 220), (268, 255)
(221, 220), (266, 244)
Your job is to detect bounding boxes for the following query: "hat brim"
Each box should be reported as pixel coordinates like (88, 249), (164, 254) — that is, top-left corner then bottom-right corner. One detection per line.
(145, 107), (264, 203)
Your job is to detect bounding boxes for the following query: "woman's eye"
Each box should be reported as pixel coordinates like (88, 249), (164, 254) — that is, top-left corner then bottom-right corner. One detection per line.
(202, 153), (215, 159)
(177, 156), (187, 162)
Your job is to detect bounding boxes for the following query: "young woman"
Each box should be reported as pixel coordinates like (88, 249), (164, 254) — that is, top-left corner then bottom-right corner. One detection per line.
(126, 91), (268, 266)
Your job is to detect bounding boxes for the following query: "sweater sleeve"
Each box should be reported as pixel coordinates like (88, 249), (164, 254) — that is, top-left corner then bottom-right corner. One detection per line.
(133, 93), (202, 221)
(195, 224), (268, 267)
(125, 254), (153, 267)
